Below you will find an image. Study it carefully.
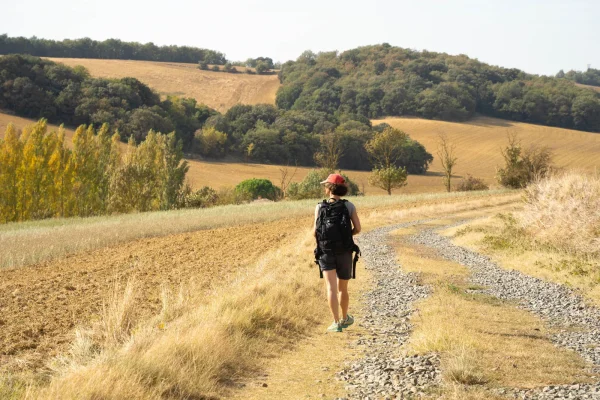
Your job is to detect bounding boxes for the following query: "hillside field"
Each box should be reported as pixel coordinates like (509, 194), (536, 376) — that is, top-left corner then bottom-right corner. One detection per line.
(374, 116), (600, 182)
(46, 58), (281, 113)
(2, 111), (599, 195)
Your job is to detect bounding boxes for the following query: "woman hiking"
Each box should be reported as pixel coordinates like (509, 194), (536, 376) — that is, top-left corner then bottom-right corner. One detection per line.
(314, 173), (362, 333)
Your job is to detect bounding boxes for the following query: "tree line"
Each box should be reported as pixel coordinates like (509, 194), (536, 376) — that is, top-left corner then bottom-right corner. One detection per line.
(0, 120), (188, 223)
(276, 44), (600, 132)
(0, 56), (433, 173)
(200, 104), (432, 172)
(0, 34), (226, 64)
(0, 55), (216, 151)
(557, 67), (600, 87)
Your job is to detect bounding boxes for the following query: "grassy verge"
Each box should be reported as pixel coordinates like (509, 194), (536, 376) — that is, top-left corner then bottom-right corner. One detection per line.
(0, 190), (512, 269)
(392, 222), (595, 399)
(444, 216), (600, 305)
(5, 193), (519, 399)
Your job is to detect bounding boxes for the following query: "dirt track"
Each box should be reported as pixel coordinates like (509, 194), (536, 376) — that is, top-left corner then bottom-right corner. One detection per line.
(0, 217), (304, 373)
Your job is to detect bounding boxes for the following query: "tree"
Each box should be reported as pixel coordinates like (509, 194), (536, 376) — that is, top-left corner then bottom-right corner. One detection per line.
(194, 127), (227, 157)
(234, 178), (281, 201)
(255, 61), (270, 74)
(437, 133), (457, 192)
(278, 164), (298, 199)
(245, 142), (255, 162)
(365, 127), (409, 169)
(0, 124), (23, 222)
(496, 133), (553, 188)
(368, 166), (407, 195)
(314, 131), (343, 171)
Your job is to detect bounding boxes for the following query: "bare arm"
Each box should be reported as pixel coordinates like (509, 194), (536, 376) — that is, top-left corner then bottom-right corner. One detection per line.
(350, 208), (361, 235)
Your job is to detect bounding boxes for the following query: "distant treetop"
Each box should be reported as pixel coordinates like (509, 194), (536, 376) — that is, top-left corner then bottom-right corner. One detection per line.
(0, 34), (227, 65)
(557, 67), (600, 87)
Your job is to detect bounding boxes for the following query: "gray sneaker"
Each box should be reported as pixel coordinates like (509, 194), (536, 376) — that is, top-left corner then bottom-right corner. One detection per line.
(341, 314), (354, 328)
(327, 321), (343, 332)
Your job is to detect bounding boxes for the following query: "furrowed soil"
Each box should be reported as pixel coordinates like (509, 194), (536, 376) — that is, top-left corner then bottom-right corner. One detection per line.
(0, 217), (302, 374)
(46, 58), (281, 113)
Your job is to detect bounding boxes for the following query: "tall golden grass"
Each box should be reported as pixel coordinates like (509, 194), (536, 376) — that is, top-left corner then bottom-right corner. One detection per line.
(31, 227), (323, 399)
(520, 171), (600, 256)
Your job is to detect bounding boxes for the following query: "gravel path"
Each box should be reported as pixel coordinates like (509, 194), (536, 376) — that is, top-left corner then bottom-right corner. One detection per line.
(337, 221), (442, 399)
(337, 220), (600, 400)
(411, 227), (600, 400)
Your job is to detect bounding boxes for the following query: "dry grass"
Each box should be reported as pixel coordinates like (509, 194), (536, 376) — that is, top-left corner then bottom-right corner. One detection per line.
(0, 193), (520, 400)
(0, 189), (512, 269)
(46, 58), (280, 113)
(575, 83), (600, 93)
(445, 216), (600, 306)
(29, 227), (326, 399)
(520, 171), (600, 256)
(392, 228), (595, 394)
(374, 116), (600, 187)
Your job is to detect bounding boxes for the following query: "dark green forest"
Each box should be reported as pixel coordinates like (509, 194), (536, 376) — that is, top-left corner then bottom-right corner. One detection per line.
(557, 67), (600, 87)
(0, 55), (432, 172)
(205, 104), (432, 171)
(0, 55), (216, 150)
(0, 35), (227, 64)
(276, 44), (600, 132)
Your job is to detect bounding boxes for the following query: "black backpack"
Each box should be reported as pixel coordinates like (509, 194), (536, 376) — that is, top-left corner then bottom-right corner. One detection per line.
(314, 199), (360, 278)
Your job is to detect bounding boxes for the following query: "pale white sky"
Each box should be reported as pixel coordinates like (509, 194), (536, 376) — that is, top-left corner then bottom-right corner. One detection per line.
(2, 0), (598, 75)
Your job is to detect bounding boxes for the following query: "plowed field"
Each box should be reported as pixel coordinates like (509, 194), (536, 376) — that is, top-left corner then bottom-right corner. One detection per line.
(0, 217), (301, 373)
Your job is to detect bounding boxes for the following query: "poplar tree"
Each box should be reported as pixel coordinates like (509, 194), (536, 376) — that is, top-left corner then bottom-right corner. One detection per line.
(0, 124), (23, 222)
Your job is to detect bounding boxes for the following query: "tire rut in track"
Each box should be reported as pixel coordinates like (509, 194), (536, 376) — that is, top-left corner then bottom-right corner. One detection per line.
(336, 220), (442, 399)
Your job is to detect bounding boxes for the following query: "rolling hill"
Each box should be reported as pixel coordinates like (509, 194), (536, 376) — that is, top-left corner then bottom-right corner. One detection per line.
(2, 111), (599, 195)
(46, 58), (281, 113)
(374, 116), (600, 182)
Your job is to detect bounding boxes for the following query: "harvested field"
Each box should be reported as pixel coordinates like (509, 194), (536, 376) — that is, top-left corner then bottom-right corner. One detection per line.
(46, 58), (280, 112)
(576, 83), (600, 93)
(0, 190), (519, 399)
(374, 115), (600, 186)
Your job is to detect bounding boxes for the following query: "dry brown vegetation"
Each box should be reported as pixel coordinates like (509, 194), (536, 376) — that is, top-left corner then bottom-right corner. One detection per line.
(391, 217), (596, 397)
(0, 192), (519, 399)
(46, 58), (280, 113)
(444, 174), (600, 308)
(520, 172), (600, 256)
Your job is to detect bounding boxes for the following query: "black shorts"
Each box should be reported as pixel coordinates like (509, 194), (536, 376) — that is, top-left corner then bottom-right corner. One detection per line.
(318, 251), (353, 280)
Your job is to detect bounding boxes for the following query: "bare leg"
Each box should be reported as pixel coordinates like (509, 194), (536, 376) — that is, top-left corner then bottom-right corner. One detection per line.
(338, 278), (349, 320)
(324, 270), (340, 322)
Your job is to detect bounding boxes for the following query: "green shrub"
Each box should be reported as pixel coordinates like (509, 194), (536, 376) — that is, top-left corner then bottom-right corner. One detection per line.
(234, 178), (281, 201)
(455, 175), (489, 191)
(223, 63), (237, 73)
(287, 169), (361, 200)
(181, 186), (218, 208)
(211, 65), (220, 72)
(198, 61), (209, 70)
